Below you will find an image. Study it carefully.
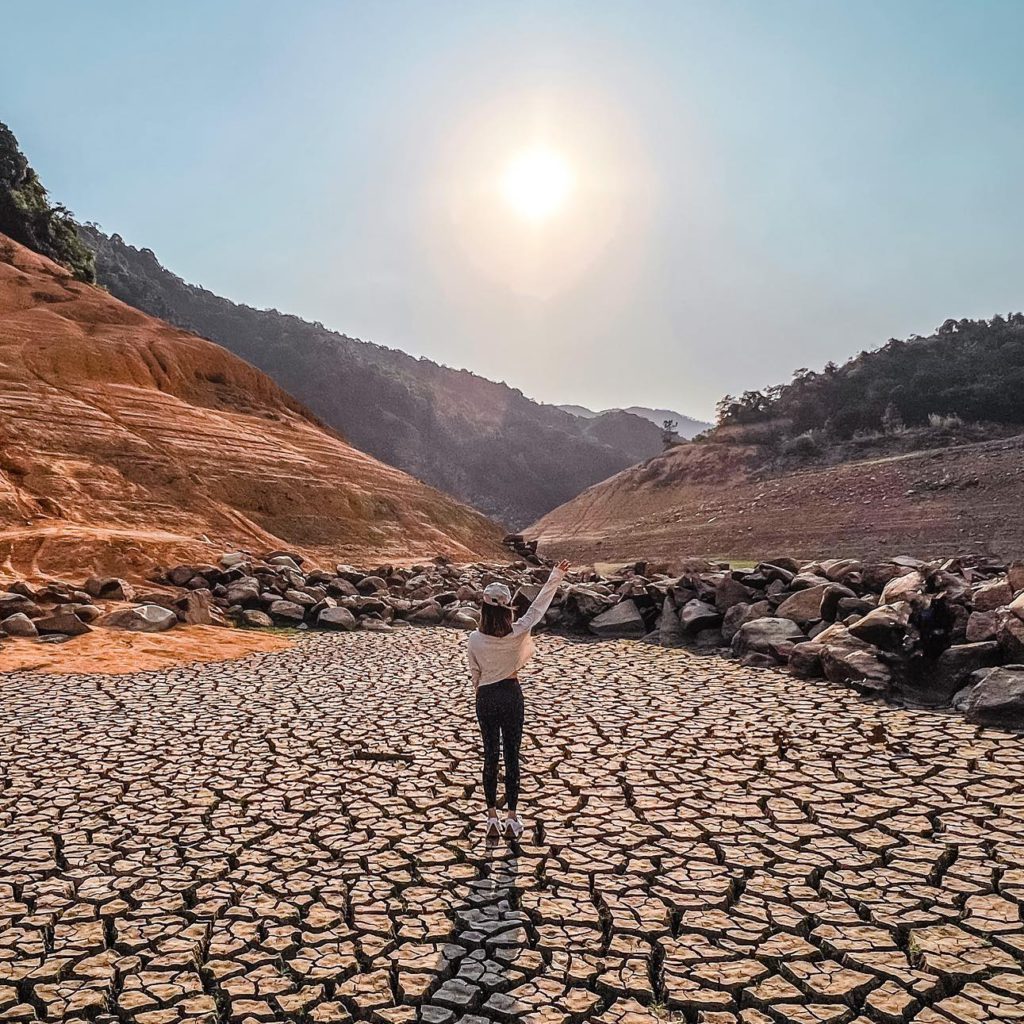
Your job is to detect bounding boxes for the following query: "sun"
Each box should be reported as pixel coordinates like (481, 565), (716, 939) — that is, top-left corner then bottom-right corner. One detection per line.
(500, 148), (574, 222)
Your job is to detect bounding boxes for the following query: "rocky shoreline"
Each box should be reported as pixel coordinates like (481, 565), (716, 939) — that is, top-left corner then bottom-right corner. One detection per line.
(3, 547), (1023, 730)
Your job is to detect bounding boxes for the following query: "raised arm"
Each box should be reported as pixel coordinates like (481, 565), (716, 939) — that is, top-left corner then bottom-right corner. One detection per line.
(511, 560), (570, 636)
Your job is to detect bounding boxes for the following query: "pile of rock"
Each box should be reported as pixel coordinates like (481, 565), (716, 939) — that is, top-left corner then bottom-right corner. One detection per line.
(0, 575), (214, 644)
(158, 549), (1024, 729)
(5, 548), (1022, 730)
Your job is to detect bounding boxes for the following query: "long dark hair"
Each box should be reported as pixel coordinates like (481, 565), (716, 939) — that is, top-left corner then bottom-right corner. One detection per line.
(480, 603), (513, 637)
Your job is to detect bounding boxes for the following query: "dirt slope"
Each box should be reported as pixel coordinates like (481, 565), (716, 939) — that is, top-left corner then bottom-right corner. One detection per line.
(0, 235), (503, 578)
(527, 435), (1024, 565)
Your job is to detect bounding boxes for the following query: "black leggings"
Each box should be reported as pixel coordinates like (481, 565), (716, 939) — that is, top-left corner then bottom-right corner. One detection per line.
(475, 678), (524, 811)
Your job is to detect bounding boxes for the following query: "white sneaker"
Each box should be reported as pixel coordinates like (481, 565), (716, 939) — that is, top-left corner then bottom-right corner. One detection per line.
(485, 815), (502, 838)
(504, 816), (524, 840)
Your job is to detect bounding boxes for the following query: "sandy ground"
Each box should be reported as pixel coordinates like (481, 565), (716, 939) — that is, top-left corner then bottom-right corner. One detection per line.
(0, 624), (292, 674)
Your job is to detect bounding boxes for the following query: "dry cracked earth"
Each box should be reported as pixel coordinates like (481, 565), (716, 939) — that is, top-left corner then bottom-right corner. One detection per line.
(1, 632), (1023, 1024)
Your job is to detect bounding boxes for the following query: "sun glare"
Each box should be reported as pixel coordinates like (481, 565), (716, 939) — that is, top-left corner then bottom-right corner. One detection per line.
(501, 148), (573, 222)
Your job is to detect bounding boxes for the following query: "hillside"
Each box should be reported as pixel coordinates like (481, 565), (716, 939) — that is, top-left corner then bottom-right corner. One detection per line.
(78, 226), (664, 525)
(557, 403), (710, 438)
(527, 430), (1024, 565)
(717, 314), (1024, 437)
(0, 234), (504, 579)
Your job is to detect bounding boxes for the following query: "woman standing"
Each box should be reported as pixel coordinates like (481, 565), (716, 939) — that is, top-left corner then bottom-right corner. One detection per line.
(467, 559), (570, 838)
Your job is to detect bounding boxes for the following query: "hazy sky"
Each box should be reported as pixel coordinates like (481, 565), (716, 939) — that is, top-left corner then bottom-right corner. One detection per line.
(5, 1), (1024, 420)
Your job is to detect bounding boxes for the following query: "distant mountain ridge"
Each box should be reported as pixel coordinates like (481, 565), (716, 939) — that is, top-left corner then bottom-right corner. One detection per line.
(558, 403), (711, 438)
(79, 226), (666, 526)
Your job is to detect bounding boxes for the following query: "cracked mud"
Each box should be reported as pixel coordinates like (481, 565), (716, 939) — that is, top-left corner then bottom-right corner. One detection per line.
(2, 632), (1022, 1024)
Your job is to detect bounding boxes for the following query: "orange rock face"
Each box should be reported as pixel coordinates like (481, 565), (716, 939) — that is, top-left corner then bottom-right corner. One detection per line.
(0, 235), (503, 578)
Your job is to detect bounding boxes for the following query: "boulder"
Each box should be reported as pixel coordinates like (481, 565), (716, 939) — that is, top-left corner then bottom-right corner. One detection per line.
(220, 551), (248, 567)
(1009, 591), (1024, 622)
(565, 587), (615, 620)
(34, 610), (92, 637)
(445, 610), (480, 630)
(357, 576), (389, 594)
(317, 606), (357, 631)
(721, 600), (773, 643)
(74, 604), (103, 623)
(881, 571), (925, 604)
(715, 577), (751, 612)
(589, 600), (647, 639)
(966, 609), (1003, 643)
(100, 605), (178, 633)
(821, 645), (892, 694)
(268, 600), (306, 624)
(175, 590), (215, 625)
(84, 576), (135, 601)
(1008, 561), (1024, 593)
(731, 617), (805, 660)
(776, 585), (831, 626)
(0, 612), (38, 638)
(789, 642), (825, 678)
(408, 602), (444, 626)
(847, 603), (909, 651)
(998, 616), (1024, 661)
(0, 592), (38, 618)
(955, 666), (1024, 729)
(240, 609), (274, 628)
(972, 579), (1013, 612)
(920, 642), (1002, 705)
(658, 597), (686, 648)
(678, 599), (722, 634)
(284, 588), (318, 608)
(225, 580), (261, 606)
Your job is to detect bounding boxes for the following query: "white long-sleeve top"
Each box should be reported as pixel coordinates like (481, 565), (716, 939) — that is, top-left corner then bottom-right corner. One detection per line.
(467, 567), (566, 689)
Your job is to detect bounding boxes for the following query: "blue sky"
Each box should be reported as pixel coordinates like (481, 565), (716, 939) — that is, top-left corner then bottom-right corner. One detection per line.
(4, 1), (1023, 419)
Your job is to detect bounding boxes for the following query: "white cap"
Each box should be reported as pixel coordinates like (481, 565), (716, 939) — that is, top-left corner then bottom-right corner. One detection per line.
(482, 582), (513, 607)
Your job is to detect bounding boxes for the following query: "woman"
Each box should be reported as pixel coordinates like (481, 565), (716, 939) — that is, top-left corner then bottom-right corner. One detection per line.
(468, 559), (570, 838)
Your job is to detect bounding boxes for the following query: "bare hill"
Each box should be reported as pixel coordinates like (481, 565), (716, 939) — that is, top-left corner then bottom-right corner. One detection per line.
(0, 235), (503, 579)
(527, 431), (1024, 565)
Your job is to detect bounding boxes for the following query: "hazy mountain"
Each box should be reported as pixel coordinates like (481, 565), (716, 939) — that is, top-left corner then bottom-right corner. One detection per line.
(78, 226), (665, 526)
(558, 403), (711, 438)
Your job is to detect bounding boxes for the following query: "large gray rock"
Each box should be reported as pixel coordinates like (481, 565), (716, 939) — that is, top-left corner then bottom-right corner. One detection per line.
(966, 609), (1003, 643)
(775, 585), (831, 626)
(678, 599), (722, 634)
(721, 600), (773, 643)
(902, 642), (1002, 706)
(566, 587), (615, 620)
(100, 605), (178, 633)
(0, 592), (38, 618)
(998, 616), (1024, 661)
(731, 617), (805, 660)
(408, 602), (444, 626)
(821, 645), (892, 694)
(847, 603), (909, 651)
(881, 571), (925, 604)
(589, 599), (647, 639)
(268, 600), (306, 624)
(0, 612), (38, 638)
(317, 606), (357, 631)
(955, 666), (1024, 729)
(34, 610), (92, 637)
(240, 609), (274, 628)
(789, 641), (825, 678)
(226, 580), (260, 606)
(972, 579), (1013, 612)
(658, 597), (686, 648)
(714, 577), (751, 612)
